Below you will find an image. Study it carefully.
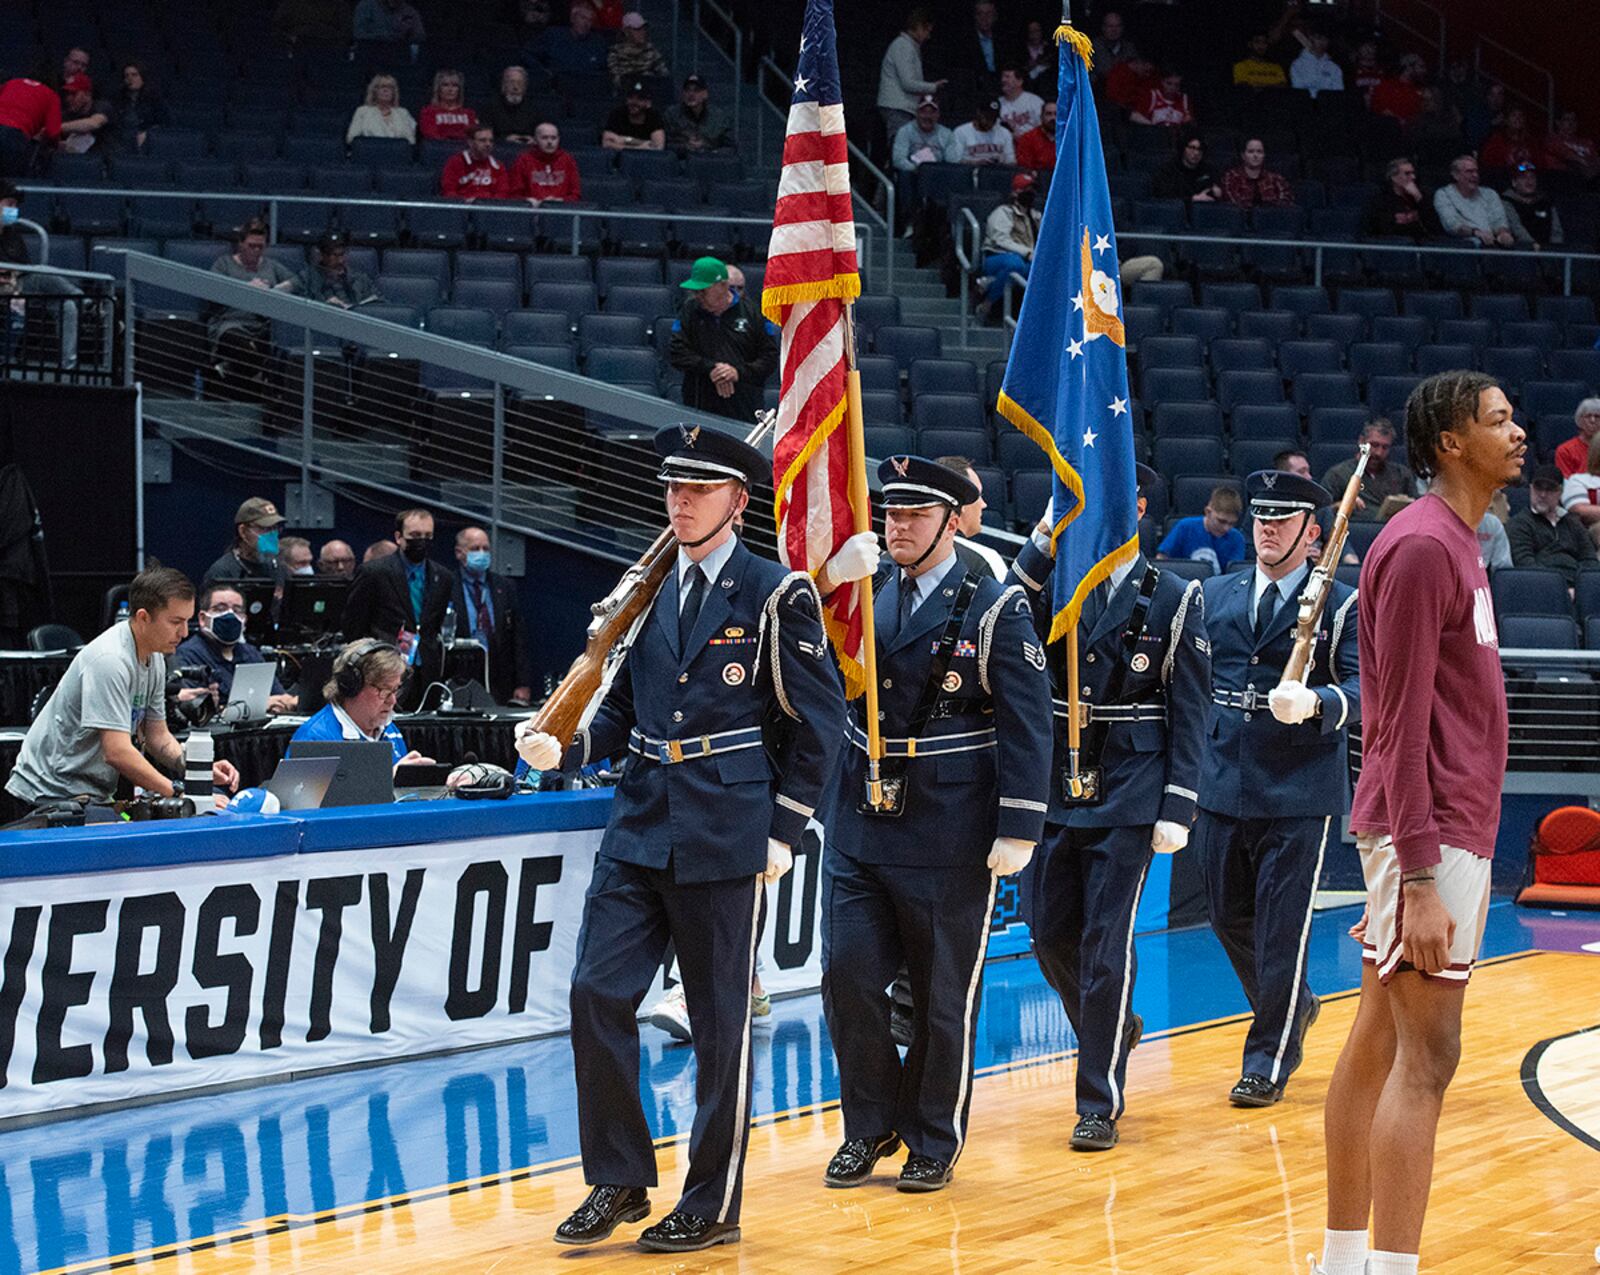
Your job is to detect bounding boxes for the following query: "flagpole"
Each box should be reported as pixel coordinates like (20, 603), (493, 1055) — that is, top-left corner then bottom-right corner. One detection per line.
(842, 304), (885, 804)
(1065, 621), (1084, 797)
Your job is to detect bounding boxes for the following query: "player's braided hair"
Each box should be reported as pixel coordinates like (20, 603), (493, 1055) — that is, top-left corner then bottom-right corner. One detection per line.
(1404, 369), (1500, 482)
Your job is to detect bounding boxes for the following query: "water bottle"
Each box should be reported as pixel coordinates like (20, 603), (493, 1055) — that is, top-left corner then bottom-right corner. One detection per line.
(442, 602), (458, 646)
(115, 599), (131, 623)
(183, 730), (214, 801)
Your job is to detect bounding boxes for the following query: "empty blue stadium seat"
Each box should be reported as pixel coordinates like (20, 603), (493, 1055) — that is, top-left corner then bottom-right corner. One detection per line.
(1491, 567), (1572, 619)
(864, 425), (916, 458)
(1152, 402), (1224, 439)
(528, 281), (599, 329)
(1200, 282), (1261, 315)
(276, 199), (338, 243)
(1499, 615), (1579, 650)
(854, 295), (903, 337)
(908, 359), (979, 397)
(1538, 295), (1597, 330)
(874, 325), (942, 370)
(1236, 310), (1300, 344)
(857, 355), (899, 394)
(1367, 375), (1421, 419)
(1522, 380), (1589, 421)
(1230, 438), (1296, 476)
(108, 155), (175, 188)
(453, 277), (523, 315)
(1413, 343), (1476, 376)
(595, 257), (664, 297)
(1481, 346), (1544, 393)
(1307, 406), (1372, 447)
(1129, 279), (1194, 321)
(861, 390), (905, 424)
(918, 428), (992, 463)
(374, 273), (442, 310)
(1435, 318), (1493, 350)
(1269, 286), (1330, 319)
(197, 196), (265, 239)
(380, 248), (450, 291)
(1277, 340), (1342, 378)
(1139, 335), (1205, 369)
(1575, 569), (1600, 622)
(577, 313), (649, 358)
(406, 204), (469, 249)
(455, 250), (521, 283)
(425, 307), (498, 347)
(911, 393), (986, 435)
(1370, 314), (1430, 350)
(503, 343), (577, 373)
(1170, 307), (1232, 344)
(1293, 371), (1360, 413)
(356, 303), (421, 328)
(1218, 370), (1284, 412)
(1534, 412), (1577, 463)
(1154, 436), (1225, 479)
(997, 431), (1048, 474)
(1013, 471), (1052, 527)
(56, 191), (125, 237)
(1210, 338), (1274, 373)
(349, 137), (414, 170)
(503, 309), (575, 347)
(1304, 312), (1364, 347)
(1124, 304), (1164, 348)
(163, 239), (230, 271)
(143, 128), (207, 159)
(1402, 291), (1462, 323)
(1142, 367), (1210, 403)
(282, 136), (347, 166)
(1231, 403), (1300, 441)
(586, 347), (659, 389)
(604, 284), (676, 325)
(1347, 342), (1410, 383)
(1172, 474), (1240, 516)
(130, 195), (193, 239)
(1500, 320), (1560, 351)
(1470, 293), (1529, 326)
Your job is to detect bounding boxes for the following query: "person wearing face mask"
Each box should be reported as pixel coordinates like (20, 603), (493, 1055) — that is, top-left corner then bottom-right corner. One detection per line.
(341, 506), (457, 712)
(278, 535), (315, 576)
(450, 526), (533, 705)
(202, 497), (286, 589)
(978, 171), (1040, 309)
(174, 584), (298, 714)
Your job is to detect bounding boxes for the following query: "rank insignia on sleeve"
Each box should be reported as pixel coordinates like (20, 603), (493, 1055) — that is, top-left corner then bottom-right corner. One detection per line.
(1023, 641), (1046, 671)
(1130, 653), (1150, 673)
(798, 639), (825, 659)
(1195, 636), (1211, 655)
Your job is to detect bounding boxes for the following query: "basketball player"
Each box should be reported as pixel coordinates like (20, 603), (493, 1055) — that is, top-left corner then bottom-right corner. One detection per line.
(1313, 371), (1523, 1275)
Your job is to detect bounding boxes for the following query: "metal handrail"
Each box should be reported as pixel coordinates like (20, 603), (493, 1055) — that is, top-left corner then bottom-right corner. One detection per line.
(692, 0), (744, 141)
(1474, 35), (1557, 128)
(1373, 0), (1447, 75)
(13, 217), (49, 267)
(953, 205), (982, 349)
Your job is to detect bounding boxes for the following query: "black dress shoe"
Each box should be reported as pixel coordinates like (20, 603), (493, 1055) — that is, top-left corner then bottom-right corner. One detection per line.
(1070, 1114), (1119, 1151)
(636, 1209), (741, 1252)
(896, 1154), (953, 1192)
(553, 1185), (650, 1245)
(1229, 1073), (1283, 1107)
(824, 1132), (902, 1187)
(1125, 1012), (1144, 1055)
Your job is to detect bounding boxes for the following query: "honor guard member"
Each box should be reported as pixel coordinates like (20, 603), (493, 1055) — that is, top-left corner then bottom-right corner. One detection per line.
(820, 455), (1051, 1194)
(1012, 463), (1210, 1151)
(1194, 469), (1360, 1107)
(517, 424), (844, 1253)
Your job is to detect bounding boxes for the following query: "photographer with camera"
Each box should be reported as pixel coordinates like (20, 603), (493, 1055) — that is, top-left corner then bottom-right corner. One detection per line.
(4, 569), (239, 816)
(173, 584), (298, 716)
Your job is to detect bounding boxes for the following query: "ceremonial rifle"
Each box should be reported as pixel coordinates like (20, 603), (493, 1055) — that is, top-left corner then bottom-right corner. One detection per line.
(1281, 442), (1369, 685)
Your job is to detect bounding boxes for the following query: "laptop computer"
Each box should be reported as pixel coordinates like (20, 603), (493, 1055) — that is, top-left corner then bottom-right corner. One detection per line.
(287, 739), (397, 807)
(222, 661), (279, 723)
(263, 755), (341, 810)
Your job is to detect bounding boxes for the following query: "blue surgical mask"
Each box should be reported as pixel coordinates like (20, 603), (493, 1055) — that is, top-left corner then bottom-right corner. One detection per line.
(255, 529), (280, 555)
(728, 287), (742, 306)
(465, 549), (491, 573)
(207, 610), (244, 645)
(0, 207), (18, 227)
(293, 565), (314, 576)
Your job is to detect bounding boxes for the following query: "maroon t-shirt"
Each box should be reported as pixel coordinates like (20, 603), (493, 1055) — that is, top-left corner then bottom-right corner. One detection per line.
(1350, 493), (1508, 870)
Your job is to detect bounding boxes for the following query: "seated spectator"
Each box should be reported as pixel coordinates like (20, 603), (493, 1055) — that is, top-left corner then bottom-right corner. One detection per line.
(1090, 10), (1139, 81)
(1013, 99), (1056, 172)
(62, 47), (90, 84)
(979, 172), (1040, 309)
(1105, 53), (1160, 116)
(944, 97), (1014, 165)
(347, 74), (417, 144)
(273, 0), (354, 47)
(204, 498), (288, 587)
(1562, 436), (1600, 551)
(1510, 463), (1598, 577)
(664, 74), (731, 153)
(668, 256), (777, 422)
(291, 638), (432, 768)
(481, 66), (542, 146)
(318, 539), (357, 578)
(1222, 137), (1293, 209)
(209, 219), (299, 385)
(997, 66), (1043, 137)
(175, 584), (297, 714)
(877, 7), (944, 142)
(1157, 486), (1246, 572)
(539, 1), (611, 81)
(300, 232), (376, 307)
(1021, 21), (1053, 93)
(1321, 419), (1418, 521)
(1151, 131), (1220, 202)
(1369, 52), (1426, 124)
(1543, 108), (1600, 183)
(280, 535), (315, 575)
(114, 63), (168, 152)
(1274, 448), (1312, 478)
(1502, 163), (1563, 246)
(1348, 42), (1382, 105)
(419, 70), (477, 141)
(510, 121), (581, 203)
(58, 75), (114, 155)
(1131, 70), (1193, 128)
(1404, 87), (1464, 166)
(1232, 33), (1285, 89)
(0, 180), (29, 262)
(353, 0), (425, 55)
(1556, 398), (1600, 478)
(893, 94), (952, 173)
(3, 568), (238, 816)
(0, 182), (82, 367)
(440, 124), (509, 199)
(1289, 31), (1343, 99)
(607, 12), (669, 90)
(1363, 157), (1440, 240)
(601, 81), (666, 150)
(0, 71), (64, 178)
(1433, 154), (1533, 248)
(1481, 105), (1541, 171)
(364, 538), (397, 563)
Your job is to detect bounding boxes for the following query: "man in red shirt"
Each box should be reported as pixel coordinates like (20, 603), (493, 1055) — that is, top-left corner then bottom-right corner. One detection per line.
(440, 124), (507, 200)
(1369, 54), (1425, 124)
(1313, 370), (1524, 1275)
(0, 76), (63, 177)
(510, 121), (582, 204)
(1103, 55), (1159, 116)
(1013, 99), (1056, 172)
(1555, 398), (1600, 478)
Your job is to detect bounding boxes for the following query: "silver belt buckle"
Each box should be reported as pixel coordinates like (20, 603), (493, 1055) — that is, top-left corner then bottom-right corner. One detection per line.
(1241, 688), (1259, 712)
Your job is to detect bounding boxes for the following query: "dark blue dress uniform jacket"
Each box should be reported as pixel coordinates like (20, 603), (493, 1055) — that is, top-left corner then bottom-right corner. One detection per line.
(828, 564), (1053, 866)
(572, 539), (844, 883)
(1198, 570), (1361, 819)
(1012, 542), (1211, 830)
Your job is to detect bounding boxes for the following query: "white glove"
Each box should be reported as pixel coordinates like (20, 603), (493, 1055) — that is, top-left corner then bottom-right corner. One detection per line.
(823, 531), (880, 585)
(1030, 497), (1057, 553)
(1268, 680), (1320, 725)
(514, 722), (563, 771)
(764, 838), (793, 882)
(986, 836), (1034, 876)
(1151, 820), (1189, 855)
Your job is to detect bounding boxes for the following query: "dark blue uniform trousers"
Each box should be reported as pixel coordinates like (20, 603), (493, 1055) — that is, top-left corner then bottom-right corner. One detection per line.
(1027, 823), (1152, 1118)
(568, 857), (763, 1224)
(821, 851), (997, 1165)
(1194, 812), (1329, 1086)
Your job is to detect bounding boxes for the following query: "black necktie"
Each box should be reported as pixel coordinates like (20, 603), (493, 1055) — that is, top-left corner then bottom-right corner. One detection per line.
(898, 571), (919, 631)
(679, 565), (706, 647)
(1255, 581), (1279, 637)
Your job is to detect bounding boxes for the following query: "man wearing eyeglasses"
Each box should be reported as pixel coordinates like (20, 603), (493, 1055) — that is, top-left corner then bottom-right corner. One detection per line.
(290, 638), (432, 768)
(1362, 158), (1441, 243)
(173, 584), (297, 714)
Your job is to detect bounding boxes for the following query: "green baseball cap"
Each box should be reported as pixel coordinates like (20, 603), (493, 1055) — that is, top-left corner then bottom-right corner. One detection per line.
(680, 256), (729, 290)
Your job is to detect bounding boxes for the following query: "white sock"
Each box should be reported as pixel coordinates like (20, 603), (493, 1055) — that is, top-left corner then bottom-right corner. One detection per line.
(1320, 1228), (1369, 1275)
(1368, 1251), (1420, 1275)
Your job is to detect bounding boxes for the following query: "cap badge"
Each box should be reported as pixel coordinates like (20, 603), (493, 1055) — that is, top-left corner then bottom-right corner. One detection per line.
(1261, 472), (1278, 489)
(680, 424), (700, 448)
(890, 456), (910, 477)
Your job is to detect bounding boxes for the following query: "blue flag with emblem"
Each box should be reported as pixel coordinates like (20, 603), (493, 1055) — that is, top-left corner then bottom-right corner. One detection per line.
(996, 21), (1139, 644)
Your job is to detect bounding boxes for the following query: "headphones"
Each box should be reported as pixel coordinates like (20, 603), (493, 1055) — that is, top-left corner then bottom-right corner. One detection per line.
(334, 639), (399, 700)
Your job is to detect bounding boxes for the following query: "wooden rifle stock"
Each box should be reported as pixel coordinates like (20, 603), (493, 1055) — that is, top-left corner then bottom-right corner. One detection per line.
(1282, 442), (1369, 685)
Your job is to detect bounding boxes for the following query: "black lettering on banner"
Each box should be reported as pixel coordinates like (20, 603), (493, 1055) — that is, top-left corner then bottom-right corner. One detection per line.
(771, 825), (821, 971)
(104, 893), (186, 1074)
(304, 876), (364, 1043)
(445, 862), (507, 1021)
(33, 900), (109, 1085)
(0, 906), (42, 1089)
(367, 869), (425, 1035)
(507, 856), (562, 1015)
(187, 885), (261, 1061)
(259, 880), (299, 1051)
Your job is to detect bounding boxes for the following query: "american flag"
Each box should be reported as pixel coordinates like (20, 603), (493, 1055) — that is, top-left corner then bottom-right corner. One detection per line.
(762, 0), (865, 697)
